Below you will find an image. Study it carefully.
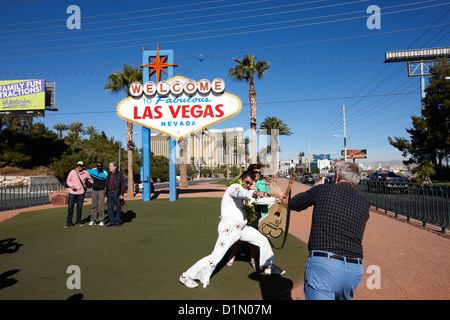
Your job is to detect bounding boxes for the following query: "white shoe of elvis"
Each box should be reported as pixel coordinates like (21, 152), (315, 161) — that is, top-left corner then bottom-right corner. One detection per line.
(263, 265), (286, 276)
(179, 272), (198, 288)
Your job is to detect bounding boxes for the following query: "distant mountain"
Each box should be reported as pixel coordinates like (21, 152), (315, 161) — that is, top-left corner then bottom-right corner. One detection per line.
(369, 159), (407, 169)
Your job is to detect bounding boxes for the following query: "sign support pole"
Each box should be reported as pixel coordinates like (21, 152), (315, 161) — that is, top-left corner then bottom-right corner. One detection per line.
(169, 137), (177, 201)
(141, 47), (177, 201)
(165, 51), (177, 201)
(141, 50), (152, 202)
(142, 127), (151, 201)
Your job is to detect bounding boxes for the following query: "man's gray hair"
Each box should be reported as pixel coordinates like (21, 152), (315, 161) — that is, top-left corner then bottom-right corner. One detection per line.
(336, 162), (361, 186)
(109, 162), (117, 168)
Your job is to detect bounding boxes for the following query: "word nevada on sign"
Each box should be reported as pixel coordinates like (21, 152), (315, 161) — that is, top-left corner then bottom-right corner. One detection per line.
(117, 76), (242, 139)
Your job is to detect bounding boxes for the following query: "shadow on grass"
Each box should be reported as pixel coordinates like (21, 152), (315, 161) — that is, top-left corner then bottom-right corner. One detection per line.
(67, 293), (84, 300)
(209, 243), (294, 300)
(80, 210), (137, 225)
(121, 210), (136, 223)
(0, 269), (19, 290)
(0, 198), (306, 299)
(0, 238), (22, 254)
(248, 272), (293, 300)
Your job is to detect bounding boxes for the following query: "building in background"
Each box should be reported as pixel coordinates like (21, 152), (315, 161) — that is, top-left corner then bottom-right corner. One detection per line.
(313, 154), (331, 160)
(151, 127), (245, 168)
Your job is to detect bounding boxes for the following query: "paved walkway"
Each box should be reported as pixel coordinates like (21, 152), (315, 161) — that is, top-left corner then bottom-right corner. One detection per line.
(274, 179), (450, 300)
(1, 179), (449, 300)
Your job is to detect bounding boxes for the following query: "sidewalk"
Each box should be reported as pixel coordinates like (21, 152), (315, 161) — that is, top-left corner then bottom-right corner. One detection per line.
(274, 179), (450, 300)
(1, 179), (449, 300)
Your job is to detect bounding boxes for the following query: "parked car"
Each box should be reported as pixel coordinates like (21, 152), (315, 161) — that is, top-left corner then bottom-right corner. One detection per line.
(303, 174), (315, 184)
(138, 182), (155, 193)
(324, 175), (335, 184)
(369, 171), (409, 192)
(301, 173), (310, 182)
(370, 171), (409, 184)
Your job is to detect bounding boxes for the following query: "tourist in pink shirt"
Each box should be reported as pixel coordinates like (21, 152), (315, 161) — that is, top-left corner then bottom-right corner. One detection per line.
(64, 161), (93, 228)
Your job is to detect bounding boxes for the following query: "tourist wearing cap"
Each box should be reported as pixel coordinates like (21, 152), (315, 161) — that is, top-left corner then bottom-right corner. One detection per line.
(64, 161), (93, 228)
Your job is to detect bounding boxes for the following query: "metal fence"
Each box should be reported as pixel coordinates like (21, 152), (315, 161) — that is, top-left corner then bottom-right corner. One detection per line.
(2, 180), (449, 234)
(0, 183), (92, 212)
(358, 180), (450, 233)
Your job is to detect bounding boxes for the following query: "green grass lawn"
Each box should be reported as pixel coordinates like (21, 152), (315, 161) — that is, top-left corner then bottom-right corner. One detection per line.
(0, 198), (308, 300)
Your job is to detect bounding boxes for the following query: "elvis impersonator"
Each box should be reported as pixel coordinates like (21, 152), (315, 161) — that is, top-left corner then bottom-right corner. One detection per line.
(179, 171), (287, 289)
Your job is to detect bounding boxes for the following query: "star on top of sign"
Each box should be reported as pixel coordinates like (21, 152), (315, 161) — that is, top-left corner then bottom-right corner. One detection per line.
(140, 45), (178, 82)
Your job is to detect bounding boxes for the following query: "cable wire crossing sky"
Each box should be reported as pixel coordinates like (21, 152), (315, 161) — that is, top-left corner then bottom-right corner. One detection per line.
(1, 0), (449, 164)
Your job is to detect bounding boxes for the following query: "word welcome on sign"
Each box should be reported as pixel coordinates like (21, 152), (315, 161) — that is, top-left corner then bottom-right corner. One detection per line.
(117, 76), (242, 139)
(129, 78), (225, 96)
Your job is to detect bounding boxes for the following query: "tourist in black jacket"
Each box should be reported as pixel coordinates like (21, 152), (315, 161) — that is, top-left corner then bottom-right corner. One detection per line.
(105, 162), (126, 227)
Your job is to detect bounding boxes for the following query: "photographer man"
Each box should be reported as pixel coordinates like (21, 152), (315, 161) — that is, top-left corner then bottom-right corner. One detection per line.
(288, 162), (369, 300)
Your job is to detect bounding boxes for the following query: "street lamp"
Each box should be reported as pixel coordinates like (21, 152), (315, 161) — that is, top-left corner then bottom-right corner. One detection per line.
(333, 134), (349, 162)
(119, 132), (138, 171)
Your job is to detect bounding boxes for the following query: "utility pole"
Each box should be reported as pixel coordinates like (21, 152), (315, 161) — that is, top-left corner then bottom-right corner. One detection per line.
(308, 139), (311, 172)
(343, 104), (348, 162)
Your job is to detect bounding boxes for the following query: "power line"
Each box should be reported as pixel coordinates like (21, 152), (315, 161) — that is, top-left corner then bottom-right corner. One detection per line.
(1, 18), (448, 60)
(345, 8), (450, 115)
(311, 6), (450, 152)
(311, 79), (417, 149)
(309, 73), (416, 146)
(1, 0), (369, 46)
(45, 92), (419, 116)
(0, 0), (39, 4)
(349, 79), (417, 124)
(205, 55), (383, 63)
(0, 0), (230, 27)
(0, 56), (384, 75)
(0, 0), (374, 52)
(351, 110), (418, 137)
(2, 1), (446, 54)
(0, 0), (327, 37)
(407, 9), (449, 48)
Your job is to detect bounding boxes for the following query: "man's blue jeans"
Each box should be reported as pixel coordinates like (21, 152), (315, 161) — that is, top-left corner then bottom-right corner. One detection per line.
(67, 193), (85, 225)
(304, 250), (364, 300)
(107, 193), (121, 225)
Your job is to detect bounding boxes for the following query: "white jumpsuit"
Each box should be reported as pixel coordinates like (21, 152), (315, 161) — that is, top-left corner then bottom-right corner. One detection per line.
(185, 183), (277, 288)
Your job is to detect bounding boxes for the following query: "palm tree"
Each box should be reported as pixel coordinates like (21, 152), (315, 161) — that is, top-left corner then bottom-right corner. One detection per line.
(84, 125), (98, 140)
(244, 137), (249, 169)
(104, 64), (143, 198)
(228, 54), (270, 164)
(216, 132), (236, 179)
(260, 116), (293, 181)
(68, 122), (84, 139)
(52, 123), (68, 139)
(178, 137), (188, 188)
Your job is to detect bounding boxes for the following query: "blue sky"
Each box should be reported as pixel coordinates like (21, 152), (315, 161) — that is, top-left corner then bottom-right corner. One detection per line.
(1, 0), (449, 164)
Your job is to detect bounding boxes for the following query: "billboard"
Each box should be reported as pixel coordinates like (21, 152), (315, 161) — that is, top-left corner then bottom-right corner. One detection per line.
(117, 76), (242, 139)
(0, 79), (46, 112)
(341, 149), (367, 159)
(385, 47), (450, 63)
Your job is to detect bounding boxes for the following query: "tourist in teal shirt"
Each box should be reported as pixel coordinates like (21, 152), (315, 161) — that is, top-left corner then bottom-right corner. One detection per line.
(86, 162), (108, 226)
(227, 164), (271, 270)
(254, 174), (271, 219)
